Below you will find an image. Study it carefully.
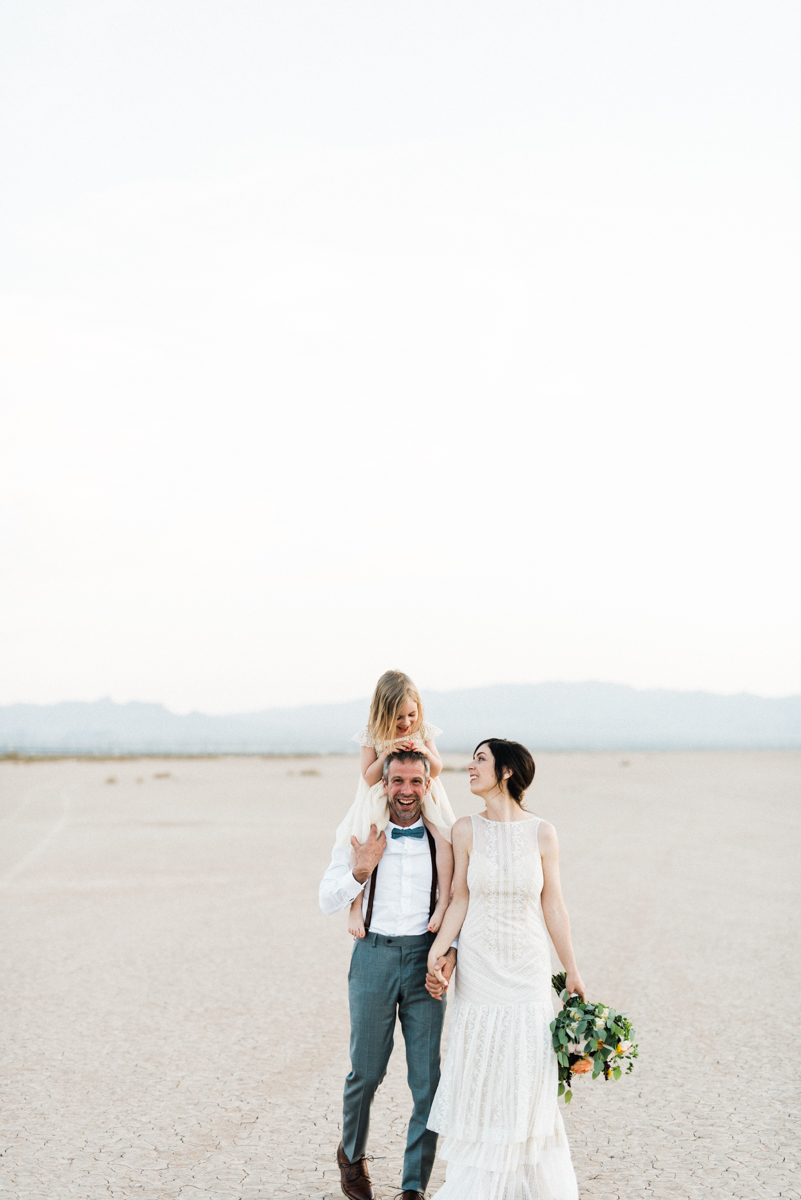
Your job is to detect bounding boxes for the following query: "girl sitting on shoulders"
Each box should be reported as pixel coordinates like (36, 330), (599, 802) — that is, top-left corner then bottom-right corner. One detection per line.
(336, 669), (456, 937)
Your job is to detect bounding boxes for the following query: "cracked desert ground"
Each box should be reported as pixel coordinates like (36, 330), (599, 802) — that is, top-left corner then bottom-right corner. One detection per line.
(1, 751), (799, 1200)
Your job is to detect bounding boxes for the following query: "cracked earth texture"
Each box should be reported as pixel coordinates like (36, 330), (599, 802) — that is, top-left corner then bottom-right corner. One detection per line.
(0, 751), (799, 1199)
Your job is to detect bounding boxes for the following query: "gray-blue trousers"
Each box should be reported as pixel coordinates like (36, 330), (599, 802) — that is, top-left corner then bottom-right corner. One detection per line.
(343, 930), (446, 1194)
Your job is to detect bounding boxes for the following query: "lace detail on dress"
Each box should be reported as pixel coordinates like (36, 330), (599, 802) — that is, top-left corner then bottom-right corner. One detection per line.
(422, 721), (443, 740)
(476, 820), (529, 967)
(351, 727), (377, 748)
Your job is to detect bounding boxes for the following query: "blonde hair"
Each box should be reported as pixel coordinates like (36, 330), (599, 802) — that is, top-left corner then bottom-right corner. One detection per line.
(368, 670), (425, 750)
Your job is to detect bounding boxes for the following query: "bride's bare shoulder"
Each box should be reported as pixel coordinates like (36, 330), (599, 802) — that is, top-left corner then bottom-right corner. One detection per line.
(452, 815), (474, 847)
(535, 818), (559, 851)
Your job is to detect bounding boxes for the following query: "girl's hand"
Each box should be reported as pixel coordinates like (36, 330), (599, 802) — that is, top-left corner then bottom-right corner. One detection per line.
(395, 737), (424, 753)
(565, 970), (586, 1002)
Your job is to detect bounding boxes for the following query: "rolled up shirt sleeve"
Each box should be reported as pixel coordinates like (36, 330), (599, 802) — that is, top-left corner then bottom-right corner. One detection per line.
(319, 844), (366, 915)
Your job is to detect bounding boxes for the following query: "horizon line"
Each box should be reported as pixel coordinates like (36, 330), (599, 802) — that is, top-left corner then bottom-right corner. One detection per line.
(2, 678), (800, 717)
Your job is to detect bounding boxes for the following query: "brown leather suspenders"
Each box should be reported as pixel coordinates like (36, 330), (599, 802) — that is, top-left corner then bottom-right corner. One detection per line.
(363, 829), (438, 934)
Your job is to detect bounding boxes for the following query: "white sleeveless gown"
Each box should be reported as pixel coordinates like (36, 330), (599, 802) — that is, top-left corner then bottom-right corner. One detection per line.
(427, 815), (579, 1200)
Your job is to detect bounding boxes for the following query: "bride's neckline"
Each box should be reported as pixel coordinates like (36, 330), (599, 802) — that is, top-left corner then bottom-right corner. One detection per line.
(474, 812), (538, 825)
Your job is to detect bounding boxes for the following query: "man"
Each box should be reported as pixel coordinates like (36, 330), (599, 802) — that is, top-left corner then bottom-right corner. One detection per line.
(319, 750), (457, 1200)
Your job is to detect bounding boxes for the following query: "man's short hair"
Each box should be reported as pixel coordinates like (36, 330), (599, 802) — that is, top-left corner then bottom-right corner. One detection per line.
(382, 749), (431, 782)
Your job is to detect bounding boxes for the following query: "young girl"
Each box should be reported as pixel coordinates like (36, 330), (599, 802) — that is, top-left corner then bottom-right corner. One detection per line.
(336, 670), (456, 938)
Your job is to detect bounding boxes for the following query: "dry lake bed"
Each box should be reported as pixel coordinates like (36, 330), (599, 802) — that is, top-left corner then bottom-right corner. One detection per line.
(0, 751), (799, 1200)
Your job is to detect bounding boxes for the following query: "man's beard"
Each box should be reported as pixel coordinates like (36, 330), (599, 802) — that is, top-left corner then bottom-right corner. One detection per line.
(388, 793), (423, 823)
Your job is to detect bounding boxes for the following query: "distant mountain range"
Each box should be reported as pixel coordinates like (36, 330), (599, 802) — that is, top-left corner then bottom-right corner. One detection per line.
(1, 683), (799, 755)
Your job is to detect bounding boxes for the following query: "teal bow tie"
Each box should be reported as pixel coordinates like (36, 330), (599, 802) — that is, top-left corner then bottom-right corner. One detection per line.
(391, 826), (425, 839)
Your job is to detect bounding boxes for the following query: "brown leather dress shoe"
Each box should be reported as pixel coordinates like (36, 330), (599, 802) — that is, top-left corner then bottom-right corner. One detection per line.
(395, 1192), (426, 1199)
(337, 1141), (374, 1200)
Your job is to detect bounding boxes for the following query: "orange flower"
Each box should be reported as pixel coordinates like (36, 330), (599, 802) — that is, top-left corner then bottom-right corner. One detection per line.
(572, 1057), (592, 1074)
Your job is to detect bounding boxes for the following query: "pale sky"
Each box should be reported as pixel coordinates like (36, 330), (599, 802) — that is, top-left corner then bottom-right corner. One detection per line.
(2, 1), (800, 712)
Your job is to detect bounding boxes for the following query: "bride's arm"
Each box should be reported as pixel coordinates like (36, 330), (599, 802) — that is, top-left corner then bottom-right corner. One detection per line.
(539, 820), (586, 1001)
(427, 816), (472, 976)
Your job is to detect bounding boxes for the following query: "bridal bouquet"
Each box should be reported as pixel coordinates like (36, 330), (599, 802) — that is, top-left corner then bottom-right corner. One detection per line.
(550, 972), (638, 1104)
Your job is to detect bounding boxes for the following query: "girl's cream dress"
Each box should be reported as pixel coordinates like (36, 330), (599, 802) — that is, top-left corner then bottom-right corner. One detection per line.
(335, 722), (457, 849)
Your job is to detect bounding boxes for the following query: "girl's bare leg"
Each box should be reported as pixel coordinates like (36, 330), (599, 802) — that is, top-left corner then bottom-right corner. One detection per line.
(424, 822), (454, 932)
(348, 892), (366, 937)
(347, 849), (365, 937)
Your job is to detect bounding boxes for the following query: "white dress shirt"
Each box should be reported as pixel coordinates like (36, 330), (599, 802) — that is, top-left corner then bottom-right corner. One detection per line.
(319, 816), (435, 937)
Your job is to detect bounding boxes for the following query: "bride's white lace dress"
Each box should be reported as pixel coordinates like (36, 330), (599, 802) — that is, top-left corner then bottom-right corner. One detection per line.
(427, 814), (579, 1200)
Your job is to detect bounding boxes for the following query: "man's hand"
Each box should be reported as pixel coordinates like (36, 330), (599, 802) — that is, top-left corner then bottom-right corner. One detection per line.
(350, 824), (387, 884)
(425, 948), (456, 1001)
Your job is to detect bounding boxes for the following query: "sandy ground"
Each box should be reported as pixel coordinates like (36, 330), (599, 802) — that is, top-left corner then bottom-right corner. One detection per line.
(0, 751), (799, 1200)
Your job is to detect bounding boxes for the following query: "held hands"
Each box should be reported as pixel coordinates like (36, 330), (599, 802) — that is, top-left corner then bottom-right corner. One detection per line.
(425, 948), (456, 1001)
(350, 824), (387, 884)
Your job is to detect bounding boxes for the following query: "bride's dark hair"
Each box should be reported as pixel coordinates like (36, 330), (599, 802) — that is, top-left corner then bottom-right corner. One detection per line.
(474, 738), (535, 806)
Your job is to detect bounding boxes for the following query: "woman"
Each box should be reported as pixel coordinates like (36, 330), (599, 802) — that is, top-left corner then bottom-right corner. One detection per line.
(426, 738), (584, 1200)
